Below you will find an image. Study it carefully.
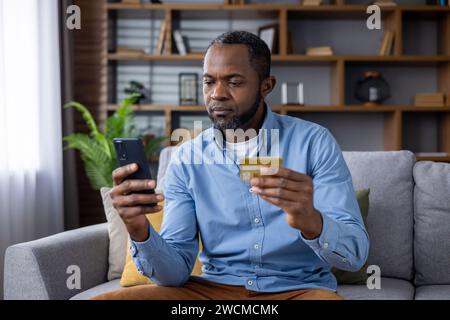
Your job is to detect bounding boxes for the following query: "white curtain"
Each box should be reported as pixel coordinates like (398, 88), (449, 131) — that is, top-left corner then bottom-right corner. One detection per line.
(0, 0), (64, 297)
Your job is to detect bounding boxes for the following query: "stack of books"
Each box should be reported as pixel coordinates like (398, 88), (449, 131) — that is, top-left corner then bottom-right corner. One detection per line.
(155, 25), (191, 56)
(305, 46), (333, 56)
(303, 0), (321, 5)
(414, 93), (446, 107)
(379, 31), (395, 56)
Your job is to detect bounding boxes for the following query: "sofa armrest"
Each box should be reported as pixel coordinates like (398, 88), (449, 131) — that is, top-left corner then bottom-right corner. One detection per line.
(4, 223), (109, 300)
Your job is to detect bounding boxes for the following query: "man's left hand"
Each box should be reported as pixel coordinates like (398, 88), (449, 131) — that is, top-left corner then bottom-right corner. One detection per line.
(250, 166), (323, 240)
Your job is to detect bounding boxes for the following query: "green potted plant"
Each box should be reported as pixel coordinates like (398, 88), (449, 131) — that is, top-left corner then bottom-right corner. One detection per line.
(63, 94), (166, 190)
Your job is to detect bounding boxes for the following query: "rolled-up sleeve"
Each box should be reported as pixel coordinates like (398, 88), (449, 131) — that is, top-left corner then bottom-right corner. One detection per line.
(130, 148), (199, 286)
(299, 128), (370, 272)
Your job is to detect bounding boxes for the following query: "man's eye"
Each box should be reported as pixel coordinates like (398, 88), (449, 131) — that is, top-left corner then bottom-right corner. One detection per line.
(229, 82), (241, 86)
(203, 80), (214, 85)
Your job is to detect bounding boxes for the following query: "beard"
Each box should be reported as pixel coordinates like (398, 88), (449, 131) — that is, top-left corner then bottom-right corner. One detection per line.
(208, 91), (262, 131)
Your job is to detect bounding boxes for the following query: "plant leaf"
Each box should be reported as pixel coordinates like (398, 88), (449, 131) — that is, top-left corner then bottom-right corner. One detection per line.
(82, 155), (114, 190)
(64, 101), (99, 137)
(105, 94), (141, 140)
(62, 94), (147, 190)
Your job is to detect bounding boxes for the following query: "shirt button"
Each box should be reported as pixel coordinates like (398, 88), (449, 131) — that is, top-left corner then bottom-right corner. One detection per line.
(342, 258), (348, 263)
(323, 242), (329, 249)
(254, 244), (259, 250)
(247, 280), (253, 286)
(254, 218), (260, 224)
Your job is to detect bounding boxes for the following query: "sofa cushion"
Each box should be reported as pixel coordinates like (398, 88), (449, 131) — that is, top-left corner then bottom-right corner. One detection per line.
(337, 277), (415, 300)
(70, 279), (122, 300)
(415, 285), (450, 300)
(413, 161), (450, 286)
(101, 187), (128, 281)
(342, 151), (415, 281)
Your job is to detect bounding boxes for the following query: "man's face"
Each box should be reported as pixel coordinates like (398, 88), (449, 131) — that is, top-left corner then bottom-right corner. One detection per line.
(203, 44), (262, 131)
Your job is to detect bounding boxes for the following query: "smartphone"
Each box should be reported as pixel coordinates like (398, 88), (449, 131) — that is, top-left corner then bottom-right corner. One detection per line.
(113, 138), (157, 206)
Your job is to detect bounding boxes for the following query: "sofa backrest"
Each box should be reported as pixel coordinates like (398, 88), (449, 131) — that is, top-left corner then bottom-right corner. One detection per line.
(343, 151), (416, 281)
(156, 147), (417, 281)
(413, 161), (450, 286)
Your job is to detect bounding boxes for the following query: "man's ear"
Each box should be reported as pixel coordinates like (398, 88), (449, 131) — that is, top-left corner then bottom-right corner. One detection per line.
(260, 76), (276, 99)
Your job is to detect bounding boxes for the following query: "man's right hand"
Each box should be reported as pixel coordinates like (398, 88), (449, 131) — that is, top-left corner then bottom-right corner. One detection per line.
(111, 163), (164, 242)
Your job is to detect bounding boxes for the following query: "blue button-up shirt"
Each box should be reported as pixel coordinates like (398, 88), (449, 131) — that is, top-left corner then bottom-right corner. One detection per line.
(131, 105), (370, 292)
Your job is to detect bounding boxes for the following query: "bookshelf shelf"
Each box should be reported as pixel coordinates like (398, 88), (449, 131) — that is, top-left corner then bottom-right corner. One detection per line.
(108, 52), (205, 61)
(106, 3), (450, 12)
(103, 0), (450, 162)
(108, 53), (450, 62)
(107, 104), (450, 113)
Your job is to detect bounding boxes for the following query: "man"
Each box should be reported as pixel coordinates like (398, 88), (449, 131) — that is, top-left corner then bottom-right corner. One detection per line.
(95, 31), (369, 300)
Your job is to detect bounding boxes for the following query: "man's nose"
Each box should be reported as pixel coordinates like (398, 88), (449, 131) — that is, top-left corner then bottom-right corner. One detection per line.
(211, 82), (229, 100)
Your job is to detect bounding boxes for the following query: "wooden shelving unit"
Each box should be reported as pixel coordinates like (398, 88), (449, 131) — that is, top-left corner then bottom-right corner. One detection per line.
(108, 53), (450, 62)
(103, 1), (450, 162)
(108, 104), (450, 113)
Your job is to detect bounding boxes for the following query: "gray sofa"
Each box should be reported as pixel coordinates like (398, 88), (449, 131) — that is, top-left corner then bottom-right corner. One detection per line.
(4, 150), (450, 300)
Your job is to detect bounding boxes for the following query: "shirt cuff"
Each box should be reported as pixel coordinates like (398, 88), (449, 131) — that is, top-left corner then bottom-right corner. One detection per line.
(299, 211), (340, 253)
(130, 223), (162, 260)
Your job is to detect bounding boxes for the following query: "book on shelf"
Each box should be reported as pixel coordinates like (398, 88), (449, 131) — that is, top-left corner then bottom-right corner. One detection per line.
(379, 31), (395, 56)
(414, 93), (446, 107)
(303, 0), (322, 6)
(173, 30), (187, 55)
(156, 20), (167, 55)
(305, 46), (333, 56)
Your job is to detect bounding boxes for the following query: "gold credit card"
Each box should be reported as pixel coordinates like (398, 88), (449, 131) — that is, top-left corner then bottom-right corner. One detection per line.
(239, 157), (283, 181)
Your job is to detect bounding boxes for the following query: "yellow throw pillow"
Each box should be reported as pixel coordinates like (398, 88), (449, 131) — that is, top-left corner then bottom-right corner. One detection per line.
(120, 201), (203, 287)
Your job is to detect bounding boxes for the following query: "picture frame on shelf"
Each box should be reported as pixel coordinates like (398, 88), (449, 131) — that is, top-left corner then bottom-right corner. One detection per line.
(179, 73), (198, 106)
(258, 23), (278, 54)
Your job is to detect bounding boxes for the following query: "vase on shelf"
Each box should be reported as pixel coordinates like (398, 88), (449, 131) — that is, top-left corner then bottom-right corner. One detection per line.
(354, 71), (391, 107)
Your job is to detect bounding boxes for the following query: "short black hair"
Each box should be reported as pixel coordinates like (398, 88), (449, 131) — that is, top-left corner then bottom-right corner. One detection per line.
(205, 30), (271, 81)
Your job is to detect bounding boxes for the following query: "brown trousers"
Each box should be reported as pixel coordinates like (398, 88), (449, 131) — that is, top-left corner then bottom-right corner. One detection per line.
(93, 276), (344, 300)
